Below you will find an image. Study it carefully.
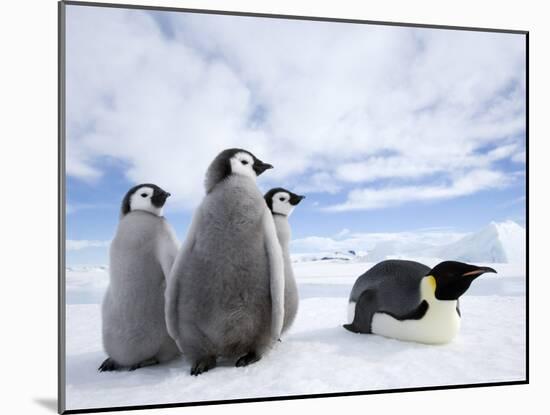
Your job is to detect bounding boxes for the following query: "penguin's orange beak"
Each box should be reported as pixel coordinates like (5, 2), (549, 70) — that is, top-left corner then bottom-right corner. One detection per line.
(462, 266), (496, 277)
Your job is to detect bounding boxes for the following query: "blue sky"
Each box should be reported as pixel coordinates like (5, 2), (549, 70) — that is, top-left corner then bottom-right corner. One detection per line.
(65, 5), (526, 265)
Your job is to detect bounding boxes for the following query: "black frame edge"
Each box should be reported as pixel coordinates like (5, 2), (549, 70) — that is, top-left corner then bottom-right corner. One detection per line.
(62, 0), (528, 35)
(524, 31), (529, 384)
(63, 380), (529, 414)
(58, 1), (67, 414)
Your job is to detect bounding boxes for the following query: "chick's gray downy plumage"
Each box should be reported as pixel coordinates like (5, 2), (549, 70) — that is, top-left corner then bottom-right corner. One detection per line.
(100, 185), (180, 371)
(166, 149), (284, 375)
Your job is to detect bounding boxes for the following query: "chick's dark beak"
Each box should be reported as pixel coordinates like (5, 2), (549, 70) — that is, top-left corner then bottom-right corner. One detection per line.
(290, 194), (305, 205)
(151, 189), (170, 208)
(253, 160), (274, 176)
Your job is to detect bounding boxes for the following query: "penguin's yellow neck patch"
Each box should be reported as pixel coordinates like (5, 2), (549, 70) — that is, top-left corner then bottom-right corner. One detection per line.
(420, 275), (437, 300)
(426, 275), (436, 292)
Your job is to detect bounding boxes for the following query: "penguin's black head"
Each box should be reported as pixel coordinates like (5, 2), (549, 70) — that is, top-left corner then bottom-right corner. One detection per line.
(264, 187), (305, 217)
(120, 183), (171, 218)
(204, 148), (273, 193)
(428, 261), (497, 300)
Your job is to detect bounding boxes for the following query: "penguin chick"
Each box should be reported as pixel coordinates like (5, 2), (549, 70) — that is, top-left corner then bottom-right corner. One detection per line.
(264, 188), (305, 333)
(166, 149), (285, 375)
(99, 184), (180, 372)
(344, 260), (496, 344)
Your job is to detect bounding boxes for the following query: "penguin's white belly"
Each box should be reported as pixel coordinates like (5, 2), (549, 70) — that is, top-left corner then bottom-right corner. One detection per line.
(371, 300), (461, 344)
(347, 301), (356, 324)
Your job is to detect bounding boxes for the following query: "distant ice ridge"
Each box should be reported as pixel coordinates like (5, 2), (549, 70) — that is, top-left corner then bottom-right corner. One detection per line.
(66, 222), (526, 269)
(66, 265), (108, 273)
(291, 250), (365, 263)
(291, 221), (526, 265)
(65, 266), (109, 305)
(431, 221), (526, 264)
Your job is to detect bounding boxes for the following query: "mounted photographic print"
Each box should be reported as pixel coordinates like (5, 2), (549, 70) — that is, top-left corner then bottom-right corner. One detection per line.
(58, 1), (528, 413)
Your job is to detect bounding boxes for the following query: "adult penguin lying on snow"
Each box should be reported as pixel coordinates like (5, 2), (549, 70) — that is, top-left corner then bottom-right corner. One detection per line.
(344, 260), (496, 344)
(165, 148), (285, 375)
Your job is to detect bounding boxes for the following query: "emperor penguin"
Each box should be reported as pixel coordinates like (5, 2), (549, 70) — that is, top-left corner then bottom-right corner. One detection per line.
(343, 260), (496, 344)
(165, 148), (285, 375)
(99, 184), (180, 371)
(264, 188), (305, 333)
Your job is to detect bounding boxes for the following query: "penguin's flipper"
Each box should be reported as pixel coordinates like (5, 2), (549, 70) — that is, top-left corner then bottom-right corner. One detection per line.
(190, 356), (216, 376)
(165, 267), (181, 344)
(382, 300), (429, 321)
(346, 289), (379, 334)
(157, 220), (179, 280)
(98, 358), (122, 372)
(342, 323), (359, 333)
(262, 208), (285, 341)
(235, 351), (261, 367)
(165, 210), (201, 345)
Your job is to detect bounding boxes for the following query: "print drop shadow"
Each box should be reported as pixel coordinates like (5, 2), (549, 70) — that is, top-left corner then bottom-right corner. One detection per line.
(33, 398), (57, 412)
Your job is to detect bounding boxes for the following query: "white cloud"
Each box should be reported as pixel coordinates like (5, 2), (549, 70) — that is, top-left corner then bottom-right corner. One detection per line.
(66, 240), (111, 251)
(66, 203), (114, 214)
(325, 169), (510, 211)
(335, 142), (522, 184)
(512, 151), (526, 164)
(65, 7), (526, 210)
(334, 228), (351, 239)
(498, 195), (526, 209)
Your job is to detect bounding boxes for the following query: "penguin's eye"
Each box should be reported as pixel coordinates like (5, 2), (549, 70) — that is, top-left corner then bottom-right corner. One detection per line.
(279, 197), (285, 202)
(141, 193), (148, 198)
(241, 160), (249, 165)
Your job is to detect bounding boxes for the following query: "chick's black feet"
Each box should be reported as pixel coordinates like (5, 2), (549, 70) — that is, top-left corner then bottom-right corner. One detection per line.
(190, 356), (216, 376)
(98, 358), (121, 372)
(235, 351), (261, 367)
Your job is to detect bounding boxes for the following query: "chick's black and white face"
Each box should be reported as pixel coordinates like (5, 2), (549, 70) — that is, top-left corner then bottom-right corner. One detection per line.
(229, 151), (257, 180)
(265, 187), (305, 216)
(271, 191), (295, 216)
(204, 148), (273, 193)
(129, 186), (163, 216)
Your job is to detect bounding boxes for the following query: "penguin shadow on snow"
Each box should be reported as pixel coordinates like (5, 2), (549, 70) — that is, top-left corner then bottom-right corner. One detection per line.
(68, 351), (187, 388)
(87, 352), (277, 385)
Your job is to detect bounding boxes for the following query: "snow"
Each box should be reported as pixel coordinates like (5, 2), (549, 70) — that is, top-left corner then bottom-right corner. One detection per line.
(64, 260), (526, 411)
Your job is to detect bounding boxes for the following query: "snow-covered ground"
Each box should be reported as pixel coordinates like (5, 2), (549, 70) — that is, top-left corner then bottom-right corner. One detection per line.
(64, 260), (526, 411)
